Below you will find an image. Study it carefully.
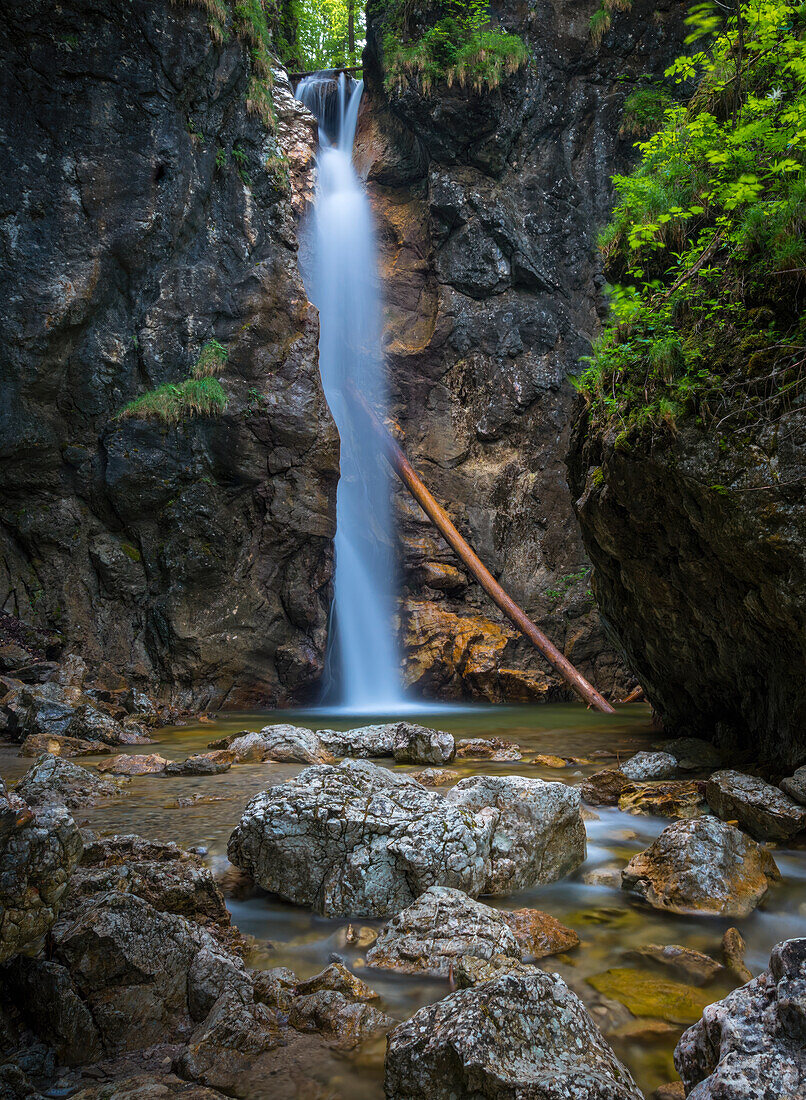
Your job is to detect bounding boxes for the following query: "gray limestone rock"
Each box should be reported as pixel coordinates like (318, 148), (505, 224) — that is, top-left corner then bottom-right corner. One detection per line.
(16, 753), (126, 809)
(621, 751), (678, 782)
(706, 769), (806, 840)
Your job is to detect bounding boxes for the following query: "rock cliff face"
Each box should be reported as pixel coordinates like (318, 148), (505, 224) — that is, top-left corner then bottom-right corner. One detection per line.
(0, 0), (338, 709)
(357, 0), (687, 701)
(568, 413), (806, 768)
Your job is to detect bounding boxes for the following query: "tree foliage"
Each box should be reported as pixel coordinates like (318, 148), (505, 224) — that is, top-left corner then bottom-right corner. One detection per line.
(280, 0), (365, 70)
(382, 0), (529, 94)
(575, 0), (806, 439)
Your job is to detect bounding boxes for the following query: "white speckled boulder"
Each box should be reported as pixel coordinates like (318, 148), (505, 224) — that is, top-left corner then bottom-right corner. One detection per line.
(227, 760), (496, 917)
(675, 938), (806, 1099)
(445, 774), (587, 894)
(227, 763), (586, 916)
(384, 970), (643, 1099)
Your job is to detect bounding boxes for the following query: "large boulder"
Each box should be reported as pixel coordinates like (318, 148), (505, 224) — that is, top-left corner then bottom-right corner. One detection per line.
(0, 777), (83, 963)
(581, 768), (632, 806)
(317, 724), (396, 757)
(365, 886), (521, 976)
(780, 765), (806, 806)
(622, 817), (781, 917)
(706, 769), (806, 840)
(675, 938), (806, 1099)
(236, 725), (335, 765)
(445, 774), (586, 893)
(384, 970), (643, 1099)
(227, 760), (495, 917)
(16, 753), (126, 809)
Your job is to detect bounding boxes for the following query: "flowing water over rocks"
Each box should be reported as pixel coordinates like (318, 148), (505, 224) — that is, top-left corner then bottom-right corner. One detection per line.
(3, 704), (806, 1099)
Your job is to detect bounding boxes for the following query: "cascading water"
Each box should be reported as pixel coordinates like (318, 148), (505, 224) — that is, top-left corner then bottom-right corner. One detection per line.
(297, 72), (404, 713)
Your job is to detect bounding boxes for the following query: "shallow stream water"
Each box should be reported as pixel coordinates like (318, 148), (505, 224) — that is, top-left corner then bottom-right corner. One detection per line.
(5, 703), (805, 1098)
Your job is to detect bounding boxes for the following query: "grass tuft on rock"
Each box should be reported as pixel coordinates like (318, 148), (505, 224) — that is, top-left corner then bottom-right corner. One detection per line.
(118, 377), (228, 425)
(192, 338), (229, 378)
(383, 2), (529, 95)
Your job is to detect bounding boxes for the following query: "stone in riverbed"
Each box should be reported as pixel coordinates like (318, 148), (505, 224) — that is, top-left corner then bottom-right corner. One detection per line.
(674, 938), (806, 1099)
(316, 723), (395, 757)
(621, 751), (677, 781)
(410, 767), (461, 787)
(722, 926), (753, 983)
(706, 769), (806, 840)
(453, 954), (541, 987)
(623, 944), (724, 986)
(454, 737), (522, 761)
(582, 768), (632, 805)
(0, 776), (83, 963)
(16, 753), (127, 809)
(392, 723), (454, 765)
(227, 760), (494, 917)
(622, 816), (780, 917)
(500, 907), (580, 959)
(227, 761), (585, 917)
(384, 971), (643, 1099)
(780, 765), (806, 806)
(231, 724), (335, 764)
(19, 732), (113, 757)
(96, 753), (169, 775)
(660, 737), (723, 772)
(365, 886), (521, 976)
(618, 779), (707, 819)
(165, 751), (234, 776)
(445, 773), (586, 894)
(529, 753), (569, 768)
(587, 968), (714, 1024)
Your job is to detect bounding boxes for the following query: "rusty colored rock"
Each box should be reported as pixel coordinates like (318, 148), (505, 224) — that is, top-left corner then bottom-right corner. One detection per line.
(500, 908), (580, 959)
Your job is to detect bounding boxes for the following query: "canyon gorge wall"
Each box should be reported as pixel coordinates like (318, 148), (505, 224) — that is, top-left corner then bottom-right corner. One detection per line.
(357, 0), (687, 702)
(0, 0), (338, 708)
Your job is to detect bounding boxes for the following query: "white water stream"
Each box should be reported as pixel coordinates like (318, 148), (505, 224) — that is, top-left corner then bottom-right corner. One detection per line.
(297, 73), (404, 713)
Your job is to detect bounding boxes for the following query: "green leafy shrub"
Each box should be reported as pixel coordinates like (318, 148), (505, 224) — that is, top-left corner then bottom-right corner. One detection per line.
(383, 1), (529, 95)
(620, 84), (674, 136)
(575, 0), (806, 436)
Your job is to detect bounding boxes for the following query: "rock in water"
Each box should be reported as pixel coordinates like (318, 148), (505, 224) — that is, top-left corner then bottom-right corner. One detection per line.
(617, 780), (707, 819)
(780, 765), (806, 806)
(164, 751), (234, 776)
(16, 752), (126, 809)
(622, 817), (780, 917)
(675, 938), (806, 1099)
(226, 725), (334, 764)
(384, 971), (643, 1099)
(500, 908), (580, 959)
(445, 774), (586, 893)
(96, 753), (169, 775)
(227, 762), (585, 916)
(582, 768), (632, 805)
(227, 760), (495, 917)
(365, 886), (521, 976)
(317, 724), (396, 757)
(392, 723), (455, 765)
(455, 737), (523, 761)
(621, 751), (677, 781)
(0, 777), (83, 963)
(706, 769), (806, 840)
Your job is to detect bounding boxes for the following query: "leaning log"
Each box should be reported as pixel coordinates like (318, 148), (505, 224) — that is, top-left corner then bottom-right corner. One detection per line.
(351, 389), (616, 714)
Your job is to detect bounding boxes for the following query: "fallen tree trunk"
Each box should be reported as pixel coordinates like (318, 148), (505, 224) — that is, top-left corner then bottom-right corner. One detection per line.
(350, 389), (616, 714)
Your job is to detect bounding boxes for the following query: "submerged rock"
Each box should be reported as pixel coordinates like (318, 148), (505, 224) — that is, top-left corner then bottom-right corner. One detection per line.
(165, 751), (234, 777)
(227, 760), (494, 917)
(16, 753), (127, 809)
(621, 751), (677, 781)
(410, 767), (461, 787)
(706, 769), (806, 840)
(675, 938), (806, 1099)
(623, 944), (724, 986)
(582, 768), (632, 806)
(622, 816), (780, 917)
(658, 738), (724, 772)
(588, 968), (714, 1025)
(445, 773), (586, 893)
(618, 779), (707, 819)
(96, 753), (169, 775)
(365, 886), (521, 976)
(384, 970), (643, 1099)
(454, 737), (522, 761)
(0, 776), (83, 963)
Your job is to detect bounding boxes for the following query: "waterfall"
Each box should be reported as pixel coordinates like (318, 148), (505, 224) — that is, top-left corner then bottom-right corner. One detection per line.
(297, 72), (403, 713)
